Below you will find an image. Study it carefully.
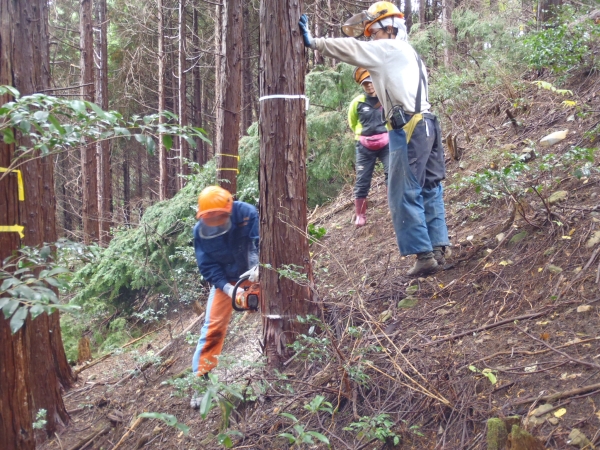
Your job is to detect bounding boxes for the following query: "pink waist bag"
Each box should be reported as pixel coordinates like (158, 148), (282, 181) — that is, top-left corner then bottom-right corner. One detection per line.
(359, 132), (389, 151)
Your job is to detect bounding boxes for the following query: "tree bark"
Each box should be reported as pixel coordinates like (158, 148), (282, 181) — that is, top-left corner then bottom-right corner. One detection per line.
(158, 0), (168, 200)
(215, 0), (243, 194)
(259, 0), (318, 369)
(192, 5), (205, 165)
(0, 0), (73, 447)
(178, 0), (189, 189)
(241, 0), (255, 134)
(80, 0), (99, 244)
(123, 151), (130, 225)
(95, 0), (112, 246)
(537, 0), (562, 26)
(405, 0), (413, 33)
(442, 0), (454, 66)
(419, 0), (426, 25)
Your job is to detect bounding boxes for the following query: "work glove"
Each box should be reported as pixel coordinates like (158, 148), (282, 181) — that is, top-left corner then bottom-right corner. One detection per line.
(298, 14), (315, 49)
(222, 283), (235, 299)
(240, 265), (259, 283)
(223, 282), (246, 304)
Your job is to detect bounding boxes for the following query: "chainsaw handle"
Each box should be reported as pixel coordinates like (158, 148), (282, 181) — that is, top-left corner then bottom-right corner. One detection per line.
(232, 275), (250, 311)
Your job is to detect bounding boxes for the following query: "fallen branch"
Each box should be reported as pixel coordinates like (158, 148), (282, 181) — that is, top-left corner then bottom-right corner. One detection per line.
(111, 416), (145, 450)
(518, 327), (600, 370)
(509, 382), (600, 406)
(461, 336), (600, 369)
(419, 311), (546, 348)
(67, 425), (110, 450)
(74, 323), (170, 376)
(116, 313), (205, 384)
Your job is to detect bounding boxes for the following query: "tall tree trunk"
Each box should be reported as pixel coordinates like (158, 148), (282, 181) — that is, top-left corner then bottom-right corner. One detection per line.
(442, 0), (454, 66)
(80, 0), (98, 243)
(405, 0), (413, 33)
(123, 152), (130, 225)
(192, 5), (204, 165)
(537, 0), (562, 26)
(241, 0), (254, 134)
(158, 0), (168, 200)
(314, 1), (325, 66)
(259, 0), (317, 369)
(0, 0), (73, 448)
(178, 0), (189, 189)
(419, 0), (426, 25)
(215, 0), (243, 194)
(96, 0), (112, 246)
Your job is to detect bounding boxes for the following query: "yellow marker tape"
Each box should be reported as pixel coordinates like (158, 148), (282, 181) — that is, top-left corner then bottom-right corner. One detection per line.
(0, 225), (25, 238)
(0, 168), (25, 201)
(217, 153), (240, 161)
(219, 168), (240, 174)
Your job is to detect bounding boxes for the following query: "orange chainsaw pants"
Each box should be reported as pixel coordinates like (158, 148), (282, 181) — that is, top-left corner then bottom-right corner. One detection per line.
(192, 280), (250, 376)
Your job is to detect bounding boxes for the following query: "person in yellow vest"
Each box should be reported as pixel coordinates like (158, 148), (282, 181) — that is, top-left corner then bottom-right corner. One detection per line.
(348, 67), (390, 227)
(299, 2), (450, 276)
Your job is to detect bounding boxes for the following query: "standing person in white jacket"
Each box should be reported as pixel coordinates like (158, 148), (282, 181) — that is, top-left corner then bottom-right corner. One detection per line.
(299, 2), (451, 276)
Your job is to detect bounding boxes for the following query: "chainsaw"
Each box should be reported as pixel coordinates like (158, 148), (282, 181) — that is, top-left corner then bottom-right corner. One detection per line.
(231, 275), (260, 312)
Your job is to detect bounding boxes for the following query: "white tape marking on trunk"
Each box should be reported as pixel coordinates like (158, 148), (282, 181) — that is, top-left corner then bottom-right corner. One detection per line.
(258, 95), (309, 111)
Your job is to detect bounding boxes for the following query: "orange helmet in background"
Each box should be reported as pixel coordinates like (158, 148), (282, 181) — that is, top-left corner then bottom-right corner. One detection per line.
(353, 67), (371, 84)
(196, 186), (233, 220)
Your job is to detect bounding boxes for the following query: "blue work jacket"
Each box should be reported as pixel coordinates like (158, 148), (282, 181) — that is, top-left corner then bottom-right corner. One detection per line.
(193, 201), (259, 291)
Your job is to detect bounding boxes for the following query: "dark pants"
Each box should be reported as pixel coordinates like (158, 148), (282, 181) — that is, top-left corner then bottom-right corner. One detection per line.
(388, 114), (450, 256)
(354, 142), (390, 199)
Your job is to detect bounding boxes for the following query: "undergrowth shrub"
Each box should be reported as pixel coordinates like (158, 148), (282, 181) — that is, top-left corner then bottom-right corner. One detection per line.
(522, 6), (600, 75)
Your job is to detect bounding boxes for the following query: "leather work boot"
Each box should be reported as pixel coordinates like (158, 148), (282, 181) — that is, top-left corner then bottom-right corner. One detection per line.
(433, 246), (446, 266)
(354, 198), (367, 227)
(407, 252), (439, 276)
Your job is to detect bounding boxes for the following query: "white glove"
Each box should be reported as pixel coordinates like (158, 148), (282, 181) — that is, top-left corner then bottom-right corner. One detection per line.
(240, 265), (259, 282)
(222, 283), (235, 299)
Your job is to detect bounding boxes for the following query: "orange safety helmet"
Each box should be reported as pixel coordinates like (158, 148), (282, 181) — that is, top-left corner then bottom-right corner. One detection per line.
(196, 185), (233, 221)
(353, 67), (371, 85)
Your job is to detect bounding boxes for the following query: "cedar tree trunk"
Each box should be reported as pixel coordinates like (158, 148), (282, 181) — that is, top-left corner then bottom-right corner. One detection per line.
(215, 0), (243, 194)
(80, 0), (99, 243)
(258, 0), (317, 369)
(0, 0), (73, 448)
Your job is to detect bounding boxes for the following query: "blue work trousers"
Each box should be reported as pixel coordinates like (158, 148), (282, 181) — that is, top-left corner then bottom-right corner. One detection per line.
(387, 115), (450, 256)
(354, 142), (390, 199)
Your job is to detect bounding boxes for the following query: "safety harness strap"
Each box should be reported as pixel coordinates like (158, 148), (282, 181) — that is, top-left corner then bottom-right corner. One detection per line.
(404, 113), (423, 144)
(414, 53), (427, 114)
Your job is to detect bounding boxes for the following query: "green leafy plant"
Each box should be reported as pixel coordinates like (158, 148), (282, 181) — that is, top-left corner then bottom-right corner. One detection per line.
(278, 412), (330, 447)
(304, 395), (334, 415)
(32, 409), (47, 430)
(0, 246), (79, 333)
(522, 8), (600, 74)
(468, 365), (498, 384)
(216, 430), (244, 449)
(138, 412), (189, 435)
(0, 86), (208, 167)
(344, 413), (401, 446)
(308, 223), (327, 244)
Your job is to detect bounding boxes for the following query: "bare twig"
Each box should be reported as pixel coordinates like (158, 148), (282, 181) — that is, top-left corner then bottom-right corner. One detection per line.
(518, 327), (600, 370)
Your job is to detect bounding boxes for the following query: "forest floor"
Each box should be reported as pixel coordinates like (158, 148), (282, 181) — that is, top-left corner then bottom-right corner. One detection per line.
(42, 69), (600, 449)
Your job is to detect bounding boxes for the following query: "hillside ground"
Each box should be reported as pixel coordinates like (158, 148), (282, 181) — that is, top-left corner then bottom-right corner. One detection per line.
(41, 70), (600, 449)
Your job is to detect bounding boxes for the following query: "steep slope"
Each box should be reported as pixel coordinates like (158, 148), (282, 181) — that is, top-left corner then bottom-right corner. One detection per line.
(42, 60), (600, 450)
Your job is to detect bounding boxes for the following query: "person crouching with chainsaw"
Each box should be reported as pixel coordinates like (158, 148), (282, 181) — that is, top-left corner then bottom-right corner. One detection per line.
(299, 2), (450, 276)
(349, 67), (390, 228)
(191, 185), (259, 381)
